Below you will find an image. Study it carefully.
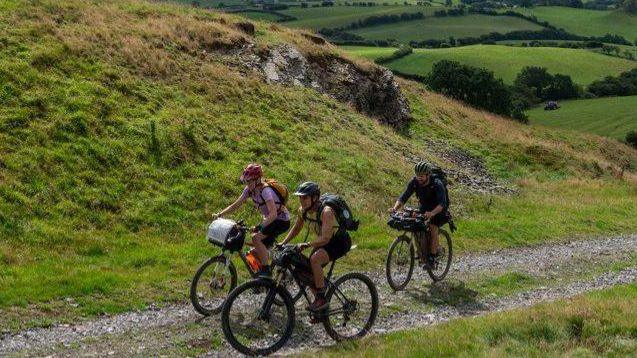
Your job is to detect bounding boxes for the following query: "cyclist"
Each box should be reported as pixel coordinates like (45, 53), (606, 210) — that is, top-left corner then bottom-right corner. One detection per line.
(213, 164), (290, 277)
(279, 182), (351, 311)
(390, 161), (449, 269)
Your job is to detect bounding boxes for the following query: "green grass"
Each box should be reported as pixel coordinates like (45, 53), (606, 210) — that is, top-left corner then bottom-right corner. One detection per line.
(280, 5), (443, 30)
(1, 0), (637, 330)
(353, 45), (637, 84)
(341, 45), (398, 60)
(514, 7), (637, 40)
(350, 14), (543, 42)
(528, 96), (637, 140)
(237, 10), (286, 22)
(314, 283), (637, 357)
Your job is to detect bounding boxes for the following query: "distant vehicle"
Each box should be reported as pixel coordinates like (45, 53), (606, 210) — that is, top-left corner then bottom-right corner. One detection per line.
(544, 101), (560, 111)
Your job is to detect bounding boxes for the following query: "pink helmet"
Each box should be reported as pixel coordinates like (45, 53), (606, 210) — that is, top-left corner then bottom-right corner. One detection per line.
(240, 163), (263, 182)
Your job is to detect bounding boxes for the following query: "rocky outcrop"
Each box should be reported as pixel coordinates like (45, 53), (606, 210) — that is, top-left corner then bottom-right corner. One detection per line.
(248, 45), (412, 127)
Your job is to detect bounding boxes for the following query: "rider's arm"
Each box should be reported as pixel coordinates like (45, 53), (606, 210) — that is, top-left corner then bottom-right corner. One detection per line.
(434, 178), (448, 210)
(392, 179), (415, 211)
(216, 190), (248, 217)
(309, 207), (335, 249)
(427, 204), (444, 217)
(280, 209), (304, 245)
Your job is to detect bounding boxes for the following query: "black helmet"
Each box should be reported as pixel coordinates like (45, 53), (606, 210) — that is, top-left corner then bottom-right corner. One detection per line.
(293, 181), (320, 197)
(414, 161), (433, 175)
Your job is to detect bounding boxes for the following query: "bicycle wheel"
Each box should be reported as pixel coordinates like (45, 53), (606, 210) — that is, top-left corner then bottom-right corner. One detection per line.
(426, 229), (453, 282)
(385, 234), (415, 291)
(221, 279), (295, 356)
(323, 272), (379, 341)
(190, 256), (237, 316)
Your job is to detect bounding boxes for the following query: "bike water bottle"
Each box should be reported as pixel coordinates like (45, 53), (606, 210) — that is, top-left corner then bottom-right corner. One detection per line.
(245, 252), (261, 273)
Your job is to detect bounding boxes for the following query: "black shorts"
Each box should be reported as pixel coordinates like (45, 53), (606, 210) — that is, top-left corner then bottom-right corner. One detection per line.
(315, 231), (352, 261)
(429, 211), (449, 228)
(260, 219), (290, 248)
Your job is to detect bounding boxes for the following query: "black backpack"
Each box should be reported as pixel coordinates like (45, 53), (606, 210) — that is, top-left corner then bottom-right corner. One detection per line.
(430, 165), (450, 210)
(318, 193), (359, 232)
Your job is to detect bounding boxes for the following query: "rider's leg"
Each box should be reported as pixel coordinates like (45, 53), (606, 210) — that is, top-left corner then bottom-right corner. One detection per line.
(251, 232), (270, 266)
(310, 249), (329, 290)
(309, 249), (330, 310)
(429, 223), (439, 255)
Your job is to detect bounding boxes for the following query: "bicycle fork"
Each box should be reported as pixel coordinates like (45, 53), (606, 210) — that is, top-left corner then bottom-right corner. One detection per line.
(257, 271), (285, 321)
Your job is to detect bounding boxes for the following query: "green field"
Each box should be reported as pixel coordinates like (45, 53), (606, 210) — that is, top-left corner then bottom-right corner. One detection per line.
(315, 283), (637, 357)
(280, 5), (443, 29)
(514, 7), (637, 40)
(350, 14), (543, 42)
(341, 45), (398, 60)
(528, 96), (637, 140)
(236, 10), (286, 21)
(345, 45), (637, 84)
(2, 0), (637, 331)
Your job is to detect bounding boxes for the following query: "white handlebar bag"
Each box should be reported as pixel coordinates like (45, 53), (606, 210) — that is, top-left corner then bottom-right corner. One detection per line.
(207, 218), (243, 251)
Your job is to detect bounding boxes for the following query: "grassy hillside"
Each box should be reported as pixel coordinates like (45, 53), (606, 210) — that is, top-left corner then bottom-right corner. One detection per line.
(345, 45), (637, 84)
(1, 0), (637, 330)
(315, 283), (637, 357)
(514, 7), (637, 40)
(528, 96), (637, 140)
(349, 14), (543, 42)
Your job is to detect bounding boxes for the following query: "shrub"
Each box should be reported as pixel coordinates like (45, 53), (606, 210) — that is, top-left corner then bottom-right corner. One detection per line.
(426, 60), (518, 120)
(374, 45), (413, 64)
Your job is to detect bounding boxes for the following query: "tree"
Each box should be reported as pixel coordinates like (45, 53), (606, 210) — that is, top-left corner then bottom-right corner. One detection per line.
(622, 0), (637, 13)
(445, 0), (453, 6)
(514, 66), (554, 99)
(426, 60), (515, 119)
(542, 74), (579, 100)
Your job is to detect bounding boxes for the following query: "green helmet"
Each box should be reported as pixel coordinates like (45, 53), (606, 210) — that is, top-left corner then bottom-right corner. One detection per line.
(414, 161), (433, 175)
(293, 181), (320, 197)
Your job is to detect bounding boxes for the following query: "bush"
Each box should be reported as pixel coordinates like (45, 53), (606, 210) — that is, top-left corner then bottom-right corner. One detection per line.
(627, 130), (637, 148)
(426, 60), (518, 120)
(374, 45), (413, 64)
(514, 66), (579, 101)
(588, 69), (637, 97)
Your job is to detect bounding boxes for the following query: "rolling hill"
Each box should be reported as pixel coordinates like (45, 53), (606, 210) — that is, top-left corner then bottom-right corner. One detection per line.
(528, 96), (637, 140)
(345, 45), (637, 84)
(514, 7), (637, 41)
(349, 14), (543, 42)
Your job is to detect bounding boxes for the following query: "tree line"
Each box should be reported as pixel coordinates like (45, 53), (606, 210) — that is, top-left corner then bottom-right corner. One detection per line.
(423, 62), (582, 123)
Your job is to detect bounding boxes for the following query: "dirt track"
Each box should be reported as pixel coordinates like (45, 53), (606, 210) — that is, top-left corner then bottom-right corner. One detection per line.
(2, 234), (637, 357)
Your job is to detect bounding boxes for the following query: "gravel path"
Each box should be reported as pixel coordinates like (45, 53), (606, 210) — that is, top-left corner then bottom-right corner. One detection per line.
(2, 234), (637, 357)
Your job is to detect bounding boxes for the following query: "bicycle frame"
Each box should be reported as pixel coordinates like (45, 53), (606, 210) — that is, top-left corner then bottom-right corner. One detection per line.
(214, 249), (261, 279)
(267, 258), (353, 318)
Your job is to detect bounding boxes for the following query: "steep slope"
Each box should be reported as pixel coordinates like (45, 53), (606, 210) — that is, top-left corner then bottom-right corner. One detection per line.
(1, 0), (636, 329)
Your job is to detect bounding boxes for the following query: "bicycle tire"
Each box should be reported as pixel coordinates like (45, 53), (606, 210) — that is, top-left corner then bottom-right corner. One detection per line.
(221, 279), (295, 356)
(323, 272), (379, 342)
(426, 229), (452, 282)
(190, 256), (237, 316)
(385, 234), (415, 291)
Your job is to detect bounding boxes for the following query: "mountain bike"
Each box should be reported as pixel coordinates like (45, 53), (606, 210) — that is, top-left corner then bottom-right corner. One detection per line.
(221, 244), (379, 356)
(385, 208), (453, 291)
(190, 219), (303, 316)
